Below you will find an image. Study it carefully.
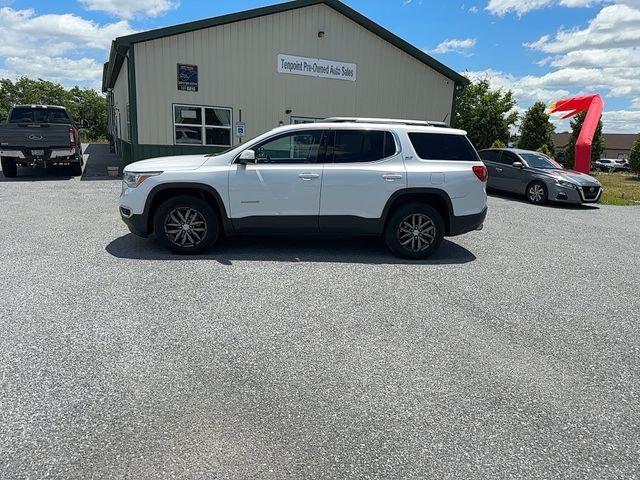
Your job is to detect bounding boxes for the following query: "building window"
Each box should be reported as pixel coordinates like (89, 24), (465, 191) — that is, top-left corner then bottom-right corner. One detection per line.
(173, 104), (232, 146)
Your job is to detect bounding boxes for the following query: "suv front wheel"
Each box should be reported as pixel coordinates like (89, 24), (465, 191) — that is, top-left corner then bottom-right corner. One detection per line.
(384, 203), (445, 259)
(154, 195), (219, 254)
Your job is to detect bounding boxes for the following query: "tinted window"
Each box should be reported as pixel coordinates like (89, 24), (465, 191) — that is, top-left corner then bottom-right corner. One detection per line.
(408, 133), (477, 161)
(9, 107), (71, 124)
(501, 152), (520, 165)
(254, 130), (325, 164)
(479, 150), (500, 162)
(331, 130), (396, 163)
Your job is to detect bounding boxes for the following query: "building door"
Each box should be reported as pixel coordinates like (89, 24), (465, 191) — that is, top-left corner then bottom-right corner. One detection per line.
(228, 129), (328, 232)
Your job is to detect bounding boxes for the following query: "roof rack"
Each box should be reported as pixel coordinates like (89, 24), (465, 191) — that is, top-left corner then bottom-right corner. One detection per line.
(322, 117), (451, 128)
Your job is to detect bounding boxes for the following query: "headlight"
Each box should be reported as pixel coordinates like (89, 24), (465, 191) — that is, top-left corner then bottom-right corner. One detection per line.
(123, 171), (162, 188)
(555, 179), (577, 189)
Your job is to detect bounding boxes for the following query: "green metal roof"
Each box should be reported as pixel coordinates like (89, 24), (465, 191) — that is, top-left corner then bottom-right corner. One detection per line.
(102, 0), (469, 92)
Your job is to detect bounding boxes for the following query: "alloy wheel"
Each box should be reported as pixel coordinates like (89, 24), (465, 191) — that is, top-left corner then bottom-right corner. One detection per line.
(529, 184), (545, 203)
(397, 213), (436, 252)
(164, 207), (208, 248)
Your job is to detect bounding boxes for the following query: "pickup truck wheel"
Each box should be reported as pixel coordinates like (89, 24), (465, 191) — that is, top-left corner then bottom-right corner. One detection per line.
(385, 203), (444, 259)
(1, 157), (17, 178)
(70, 162), (82, 176)
(153, 195), (219, 255)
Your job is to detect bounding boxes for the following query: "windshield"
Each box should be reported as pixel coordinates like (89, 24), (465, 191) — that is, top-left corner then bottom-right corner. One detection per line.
(520, 153), (562, 169)
(9, 107), (71, 124)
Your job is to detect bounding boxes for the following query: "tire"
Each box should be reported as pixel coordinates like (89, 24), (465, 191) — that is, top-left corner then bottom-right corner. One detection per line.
(153, 195), (219, 255)
(70, 162), (82, 177)
(1, 157), (17, 178)
(526, 181), (547, 205)
(384, 203), (445, 260)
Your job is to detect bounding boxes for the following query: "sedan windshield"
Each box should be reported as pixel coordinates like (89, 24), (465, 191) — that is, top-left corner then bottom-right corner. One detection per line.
(520, 153), (562, 169)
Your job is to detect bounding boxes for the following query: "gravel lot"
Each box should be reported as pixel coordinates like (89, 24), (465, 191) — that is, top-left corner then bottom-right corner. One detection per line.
(0, 170), (638, 479)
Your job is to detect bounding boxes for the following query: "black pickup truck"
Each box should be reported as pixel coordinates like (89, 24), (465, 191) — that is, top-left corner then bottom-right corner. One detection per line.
(0, 105), (83, 177)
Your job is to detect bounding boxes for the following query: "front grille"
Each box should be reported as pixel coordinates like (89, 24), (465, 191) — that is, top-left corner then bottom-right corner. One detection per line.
(582, 186), (600, 200)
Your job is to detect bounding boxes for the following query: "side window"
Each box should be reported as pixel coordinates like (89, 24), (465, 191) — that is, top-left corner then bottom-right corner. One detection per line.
(253, 130), (325, 164)
(479, 150), (499, 162)
(501, 152), (520, 165)
(330, 130), (396, 163)
(408, 133), (478, 161)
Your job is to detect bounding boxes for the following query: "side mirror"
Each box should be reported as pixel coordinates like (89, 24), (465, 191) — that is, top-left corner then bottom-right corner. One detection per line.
(237, 149), (256, 164)
(512, 161), (523, 169)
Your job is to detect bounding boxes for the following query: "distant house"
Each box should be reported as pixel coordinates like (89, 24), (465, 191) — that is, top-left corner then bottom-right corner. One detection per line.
(554, 132), (637, 161)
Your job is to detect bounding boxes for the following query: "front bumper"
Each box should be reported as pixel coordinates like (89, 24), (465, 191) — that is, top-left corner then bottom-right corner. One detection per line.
(549, 183), (602, 204)
(449, 207), (487, 236)
(120, 207), (149, 237)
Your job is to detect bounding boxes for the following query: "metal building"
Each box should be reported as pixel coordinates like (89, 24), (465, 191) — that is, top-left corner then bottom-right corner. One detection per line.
(102, 0), (468, 163)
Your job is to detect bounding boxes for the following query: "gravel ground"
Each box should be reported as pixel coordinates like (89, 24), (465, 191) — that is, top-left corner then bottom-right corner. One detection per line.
(0, 170), (638, 479)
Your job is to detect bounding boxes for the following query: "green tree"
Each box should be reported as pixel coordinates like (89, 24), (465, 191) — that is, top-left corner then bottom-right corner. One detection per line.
(491, 139), (506, 148)
(0, 77), (107, 141)
(563, 111), (605, 169)
(629, 134), (640, 174)
(537, 144), (553, 158)
(455, 78), (518, 150)
(518, 102), (555, 152)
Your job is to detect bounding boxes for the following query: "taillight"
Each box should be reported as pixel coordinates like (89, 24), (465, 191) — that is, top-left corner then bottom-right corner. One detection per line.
(473, 165), (488, 182)
(69, 128), (77, 146)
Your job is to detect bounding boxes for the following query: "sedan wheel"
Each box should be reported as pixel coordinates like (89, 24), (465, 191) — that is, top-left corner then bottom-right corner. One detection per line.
(527, 182), (547, 205)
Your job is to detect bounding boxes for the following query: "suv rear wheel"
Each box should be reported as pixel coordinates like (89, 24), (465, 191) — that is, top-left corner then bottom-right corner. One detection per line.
(1, 157), (17, 178)
(384, 203), (445, 259)
(153, 195), (219, 254)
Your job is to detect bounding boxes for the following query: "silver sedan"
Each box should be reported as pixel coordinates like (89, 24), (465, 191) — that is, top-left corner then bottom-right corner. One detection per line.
(478, 148), (602, 205)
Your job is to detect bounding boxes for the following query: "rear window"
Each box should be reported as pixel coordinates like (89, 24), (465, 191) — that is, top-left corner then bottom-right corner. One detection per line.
(408, 133), (478, 161)
(9, 107), (71, 124)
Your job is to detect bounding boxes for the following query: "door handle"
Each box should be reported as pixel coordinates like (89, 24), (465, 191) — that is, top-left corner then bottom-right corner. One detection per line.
(299, 172), (319, 180)
(382, 173), (403, 181)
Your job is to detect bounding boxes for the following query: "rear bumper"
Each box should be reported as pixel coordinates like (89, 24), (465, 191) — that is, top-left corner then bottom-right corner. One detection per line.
(0, 148), (81, 165)
(449, 207), (487, 236)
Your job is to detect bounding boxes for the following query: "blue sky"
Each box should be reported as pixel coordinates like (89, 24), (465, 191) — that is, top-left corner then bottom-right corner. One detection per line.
(0, 0), (638, 132)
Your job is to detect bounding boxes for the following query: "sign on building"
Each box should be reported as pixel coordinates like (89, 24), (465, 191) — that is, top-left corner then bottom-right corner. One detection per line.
(277, 54), (357, 82)
(177, 64), (198, 92)
(235, 121), (246, 138)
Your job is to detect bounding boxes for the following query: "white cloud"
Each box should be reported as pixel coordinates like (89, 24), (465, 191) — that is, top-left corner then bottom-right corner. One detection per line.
(0, 7), (134, 88)
(486, 0), (602, 16)
(78, 0), (179, 20)
(5, 56), (104, 82)
(469, 6), (480, 12)
(429, 38), (477, 55)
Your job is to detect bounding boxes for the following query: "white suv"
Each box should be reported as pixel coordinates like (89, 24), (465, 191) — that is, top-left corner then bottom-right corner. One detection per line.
(119, 118), (488, 259)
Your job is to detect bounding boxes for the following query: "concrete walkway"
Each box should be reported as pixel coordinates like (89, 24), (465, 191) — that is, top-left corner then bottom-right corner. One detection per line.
(81, 143), (125, 180)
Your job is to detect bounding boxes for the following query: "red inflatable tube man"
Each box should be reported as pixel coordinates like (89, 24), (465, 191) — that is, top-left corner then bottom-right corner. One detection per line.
(549, 94), (604, 174)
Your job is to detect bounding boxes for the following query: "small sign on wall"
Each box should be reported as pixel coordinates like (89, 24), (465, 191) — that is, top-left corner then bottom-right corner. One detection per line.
(235, 121), (246, 138)
(177, 64), (198, 92)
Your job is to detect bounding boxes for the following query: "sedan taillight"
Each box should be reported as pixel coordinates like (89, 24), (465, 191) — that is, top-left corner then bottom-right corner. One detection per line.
(473, 165), (488, 182)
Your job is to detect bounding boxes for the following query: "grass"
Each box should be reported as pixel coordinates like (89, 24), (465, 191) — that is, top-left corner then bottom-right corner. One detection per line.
(591, 172), (640, 206)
